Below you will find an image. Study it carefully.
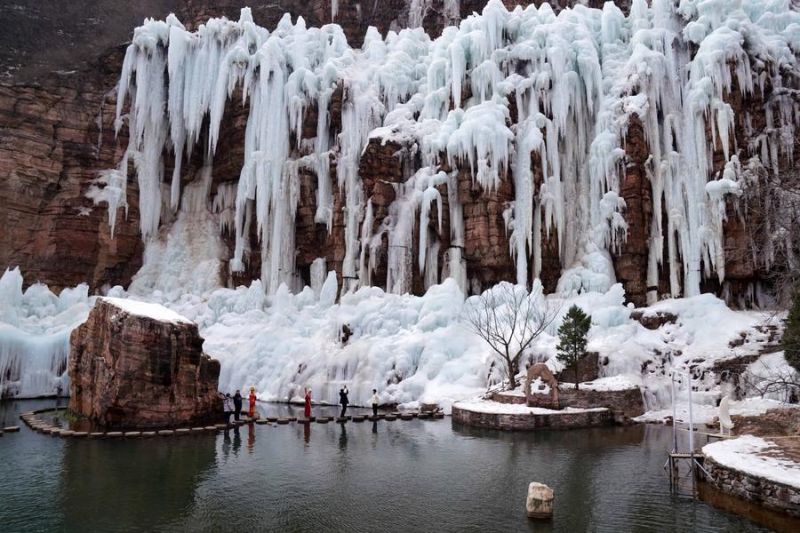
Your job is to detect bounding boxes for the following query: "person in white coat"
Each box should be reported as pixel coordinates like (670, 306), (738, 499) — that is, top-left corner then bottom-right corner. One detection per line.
(223, 393), (235, 424)
(370, 389), (380, 417)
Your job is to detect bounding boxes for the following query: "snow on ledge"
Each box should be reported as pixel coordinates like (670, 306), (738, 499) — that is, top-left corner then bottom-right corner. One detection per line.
(703, 436), (800, 489)
(101, 297), (193, 324)
(454, 398), (608, 415)
(559, 375), (639, 391)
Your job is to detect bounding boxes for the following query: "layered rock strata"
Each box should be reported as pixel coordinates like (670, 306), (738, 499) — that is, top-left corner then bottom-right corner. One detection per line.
(68, 297), (221, 428)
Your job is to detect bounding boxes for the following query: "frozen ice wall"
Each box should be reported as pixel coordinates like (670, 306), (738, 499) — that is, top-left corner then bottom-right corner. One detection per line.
(103, 0), (799, 301)
(0, 268), (91, 398)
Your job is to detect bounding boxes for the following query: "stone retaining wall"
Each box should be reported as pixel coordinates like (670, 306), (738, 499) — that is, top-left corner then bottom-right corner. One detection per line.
(557, 386), (645, 424)
(703, 456), (800, 518)
(451, 405), (612, 431)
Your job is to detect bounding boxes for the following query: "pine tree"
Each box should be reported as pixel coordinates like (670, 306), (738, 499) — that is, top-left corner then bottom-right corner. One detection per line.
(557, 305), (592, 390)
(784, 284), (800, 373)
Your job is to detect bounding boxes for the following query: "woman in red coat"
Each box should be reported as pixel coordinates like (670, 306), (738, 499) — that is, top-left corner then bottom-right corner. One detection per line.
(248, 387), (257, 418)
(304, 387), (312, 418)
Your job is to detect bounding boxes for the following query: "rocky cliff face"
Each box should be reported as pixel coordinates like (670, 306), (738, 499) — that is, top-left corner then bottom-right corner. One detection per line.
(68, 297), (221, 428)
(1, 0), (796, 306)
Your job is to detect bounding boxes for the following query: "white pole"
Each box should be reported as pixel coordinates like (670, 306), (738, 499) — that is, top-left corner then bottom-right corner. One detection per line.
(687, 377), (694, 455)
(671, 375), (677, 452)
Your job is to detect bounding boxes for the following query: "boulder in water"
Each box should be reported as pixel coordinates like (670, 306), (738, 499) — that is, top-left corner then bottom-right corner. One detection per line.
(69, 297), (221, 429)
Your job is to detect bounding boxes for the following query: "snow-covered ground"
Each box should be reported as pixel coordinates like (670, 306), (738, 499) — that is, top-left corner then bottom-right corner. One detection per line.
(454, 398), (607, 415)
(703, 435), (800, 489)
(1, 265), (795, 420)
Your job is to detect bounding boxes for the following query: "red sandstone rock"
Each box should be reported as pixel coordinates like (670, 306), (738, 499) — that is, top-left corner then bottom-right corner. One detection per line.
(68, 298), (221, 429)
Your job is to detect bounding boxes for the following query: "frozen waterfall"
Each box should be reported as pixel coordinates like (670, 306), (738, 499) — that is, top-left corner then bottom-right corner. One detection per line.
(98, 0), (799, 301)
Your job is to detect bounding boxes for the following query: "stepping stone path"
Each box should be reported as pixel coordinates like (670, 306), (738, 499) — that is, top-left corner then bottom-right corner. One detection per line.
(19, 406), (446, 442)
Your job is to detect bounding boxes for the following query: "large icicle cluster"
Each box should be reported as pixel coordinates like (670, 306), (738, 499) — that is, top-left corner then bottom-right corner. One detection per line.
(0, 268), (91, 398)
(105, 0), (800, 299)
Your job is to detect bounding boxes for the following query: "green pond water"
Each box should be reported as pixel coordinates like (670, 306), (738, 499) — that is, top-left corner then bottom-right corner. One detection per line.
(0, 399), (790, 532)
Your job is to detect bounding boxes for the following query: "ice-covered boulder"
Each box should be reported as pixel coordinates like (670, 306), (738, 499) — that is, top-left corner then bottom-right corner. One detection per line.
(68, 297), (221, 429)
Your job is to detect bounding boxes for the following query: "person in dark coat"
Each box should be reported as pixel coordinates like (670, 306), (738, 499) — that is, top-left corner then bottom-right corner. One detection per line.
(233, 390), (243, 421)
(339, 387), (349, 418)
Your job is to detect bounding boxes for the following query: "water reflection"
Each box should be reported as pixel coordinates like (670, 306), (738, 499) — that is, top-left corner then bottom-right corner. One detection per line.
(303, 421), (311, 444)
(247, 424), (255, 453)
(58, 434), (216, 531)
(338, 423), (347, 450)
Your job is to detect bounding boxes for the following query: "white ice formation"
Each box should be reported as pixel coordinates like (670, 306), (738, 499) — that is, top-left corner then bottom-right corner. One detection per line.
(0, 268), (91, 398)
(98, 0), (800, 303)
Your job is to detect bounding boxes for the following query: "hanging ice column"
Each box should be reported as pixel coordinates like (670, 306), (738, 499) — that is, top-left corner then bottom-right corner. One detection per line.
(104, 0), (799, 298)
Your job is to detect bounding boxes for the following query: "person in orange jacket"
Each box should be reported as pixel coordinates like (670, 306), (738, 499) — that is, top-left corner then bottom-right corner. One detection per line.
(248, 387), (257, 418)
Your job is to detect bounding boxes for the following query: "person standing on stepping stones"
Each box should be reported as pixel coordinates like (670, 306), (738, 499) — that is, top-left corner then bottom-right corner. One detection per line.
(223, 393), (234, 424)
(339, 387), (349, 418)
(233, 390), (243, 421)
(304, 387), (312, 419)
(370, 389), (380, 417)
(248, 387), (257, 418)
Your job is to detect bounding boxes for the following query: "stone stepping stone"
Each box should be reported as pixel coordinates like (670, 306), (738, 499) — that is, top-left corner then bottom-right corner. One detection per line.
(418, 413), (432, 419)
(89, 432), (105, 439)
(124, 432), (142, 438)
(316, 417), (330, 424)
(141, 431), (157, 438)
(384, 415), (397, 421)
(296, 418), (310, 424)
(277, 419), (290, 425)
(400, 414), (414, 420)
(72, 432), (88, 438)
(3, 426), (20, 432)
(191, 427), (206, 432)
(287, 416), (297, 422)
(214, 424), (228, 430)
(335, 417), (348, 424)
(106, 431), (124, 438)
(351, 416), (366, 422)
(391, 412), (401, 417)
(175, 428), (191, 436)
(204, 426), (217, 431)
(432, 413), (445, 419)
(157, 430), (174, 436)
(367, 416), (380, 422)
(256, 420), (270, 425)
(266, 417), (278, 422)
(59, 430), (76, 437)
(48, 428), (62, 436)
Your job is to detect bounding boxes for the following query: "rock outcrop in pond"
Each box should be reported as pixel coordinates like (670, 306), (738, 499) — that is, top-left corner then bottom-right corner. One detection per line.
(68, 297), (221, 429)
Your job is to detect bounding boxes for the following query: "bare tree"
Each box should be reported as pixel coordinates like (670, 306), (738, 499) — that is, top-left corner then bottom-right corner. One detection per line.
(464, 282), (559, 390)
(740, 358), (800, 404)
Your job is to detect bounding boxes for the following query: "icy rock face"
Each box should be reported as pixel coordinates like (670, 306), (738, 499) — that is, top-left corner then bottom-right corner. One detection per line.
(69, 297), (221, 429)
(106, 0), (800, 305)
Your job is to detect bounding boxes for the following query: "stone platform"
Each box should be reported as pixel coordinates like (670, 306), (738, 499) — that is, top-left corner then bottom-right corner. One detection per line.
(452, 400), (612, 431)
